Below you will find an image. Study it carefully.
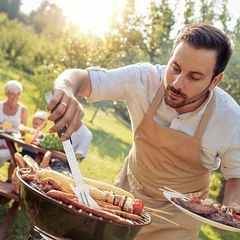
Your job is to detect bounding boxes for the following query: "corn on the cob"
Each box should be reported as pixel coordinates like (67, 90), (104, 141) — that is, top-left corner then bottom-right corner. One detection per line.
(83, 177), (134, 198)
(37, 169), (144, 214)
(38, 169), (75, 193)
(23, 155), (40, 170)
(37, 169), (134, 200)
(37, 169), (106, 200)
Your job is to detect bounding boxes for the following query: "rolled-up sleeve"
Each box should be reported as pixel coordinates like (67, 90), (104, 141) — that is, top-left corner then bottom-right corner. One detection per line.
(220, 123), (240, 180)
(87, 63), (163, 103)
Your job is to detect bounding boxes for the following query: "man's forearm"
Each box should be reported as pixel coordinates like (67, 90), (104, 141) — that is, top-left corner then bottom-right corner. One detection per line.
(54, 69), (91, 97)
(223, 178), (240, 205)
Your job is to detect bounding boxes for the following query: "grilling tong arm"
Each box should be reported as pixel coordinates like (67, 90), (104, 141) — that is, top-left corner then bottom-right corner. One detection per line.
(44, 92), (100, 209)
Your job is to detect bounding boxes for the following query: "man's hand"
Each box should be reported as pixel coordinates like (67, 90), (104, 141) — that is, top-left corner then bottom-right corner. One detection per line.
(46, 89), (82, 141)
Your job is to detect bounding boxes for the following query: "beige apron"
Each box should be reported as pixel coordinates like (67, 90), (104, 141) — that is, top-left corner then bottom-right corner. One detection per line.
(114, 85), (215, 240)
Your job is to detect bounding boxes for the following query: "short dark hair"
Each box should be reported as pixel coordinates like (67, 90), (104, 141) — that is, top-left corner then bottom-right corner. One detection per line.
(172, 23), (232, 78)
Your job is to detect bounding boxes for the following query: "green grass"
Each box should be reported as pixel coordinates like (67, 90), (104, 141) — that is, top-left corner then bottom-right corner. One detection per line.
(80, 106), (132, 183)
(0, 67), (240, 239)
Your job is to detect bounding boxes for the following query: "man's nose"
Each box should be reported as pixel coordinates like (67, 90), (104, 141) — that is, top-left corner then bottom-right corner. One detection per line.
(172, 74), (185, 90)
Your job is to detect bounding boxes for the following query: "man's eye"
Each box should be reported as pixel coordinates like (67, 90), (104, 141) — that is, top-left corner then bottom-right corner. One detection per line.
(190, 75), (200, 81)
(171, 66), (180, 72)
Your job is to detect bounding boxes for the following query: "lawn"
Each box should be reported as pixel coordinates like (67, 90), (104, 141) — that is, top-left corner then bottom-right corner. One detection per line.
(0, 69), (240, 239)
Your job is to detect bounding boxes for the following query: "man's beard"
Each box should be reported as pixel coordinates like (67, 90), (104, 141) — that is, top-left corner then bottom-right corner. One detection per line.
(164, 84), (210, 109)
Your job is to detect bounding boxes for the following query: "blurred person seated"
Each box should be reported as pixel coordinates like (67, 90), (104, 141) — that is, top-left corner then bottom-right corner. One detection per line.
(50, 103), (92, 169)
(20, 110), (48, 159)
(49, 120), (92, 173)
(72, 121), (93, 161)
(7, 111), (47, 182)
(0, 80), (28, 183)
(72, 103), (93, 162)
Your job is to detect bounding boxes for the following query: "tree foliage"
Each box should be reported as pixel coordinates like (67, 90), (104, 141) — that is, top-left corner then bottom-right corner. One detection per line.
(0, 13), (37, 72)
(27, 0), (66, 34)
(0, 0), (240, 117)
(141, 0), (174, 63)
(0, 0), (23, 20)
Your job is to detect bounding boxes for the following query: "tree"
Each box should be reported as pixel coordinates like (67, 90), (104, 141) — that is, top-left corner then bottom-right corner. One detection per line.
(183, 0), (196, 24)
(199, 0), (216, 24)
(0, 0), (22, 20)
(141, 0), (175, 64)
(220, 18), (240, 104)
(27, 0), (66, 34)
(0, 13), (37, 72)
(58, 24), (105, 69)
(218, 0), (231, 34)
(103, 0), (146, 68)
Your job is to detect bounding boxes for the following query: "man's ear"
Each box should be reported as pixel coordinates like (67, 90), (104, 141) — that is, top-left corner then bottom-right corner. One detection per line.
(209, 72), (223, 91)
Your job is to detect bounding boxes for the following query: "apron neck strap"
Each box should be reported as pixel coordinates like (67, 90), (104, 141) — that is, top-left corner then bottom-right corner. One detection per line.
(194, 92), (215, 139)
(146, 83), (215, 139)
(146, 83), (165, 117)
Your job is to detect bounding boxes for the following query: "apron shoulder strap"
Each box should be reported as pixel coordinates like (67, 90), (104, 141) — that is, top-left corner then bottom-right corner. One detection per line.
(194, 92), (216, 139)
(145, 83), (215, 140)
(146, 83), (164, 117)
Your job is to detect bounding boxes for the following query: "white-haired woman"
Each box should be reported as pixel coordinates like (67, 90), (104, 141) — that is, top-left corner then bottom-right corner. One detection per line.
(0, 80), (28, 182)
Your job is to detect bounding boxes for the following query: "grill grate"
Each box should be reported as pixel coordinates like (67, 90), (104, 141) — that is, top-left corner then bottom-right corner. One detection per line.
(20, 175), (152, 240)
(28, 180), (152, 226)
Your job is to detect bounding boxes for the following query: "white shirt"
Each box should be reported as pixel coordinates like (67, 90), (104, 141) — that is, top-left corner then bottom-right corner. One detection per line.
(87, 62), (240, 180)
(0, 101), (23, 153)
(0, 101), (23, 131)
(71, 122), (93, 158)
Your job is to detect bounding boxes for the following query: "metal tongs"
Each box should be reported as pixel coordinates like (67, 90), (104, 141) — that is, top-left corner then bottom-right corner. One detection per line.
(44, 92), (100, 209)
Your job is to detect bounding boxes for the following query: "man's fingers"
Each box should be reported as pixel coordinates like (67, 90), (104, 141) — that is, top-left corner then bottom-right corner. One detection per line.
(46, 89), (64, 112)
(61, 115), (81, 141)
(47, 97), (82, 140)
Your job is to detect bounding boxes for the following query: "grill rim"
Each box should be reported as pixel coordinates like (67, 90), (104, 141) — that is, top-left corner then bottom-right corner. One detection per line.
(17, 170), (152, 227)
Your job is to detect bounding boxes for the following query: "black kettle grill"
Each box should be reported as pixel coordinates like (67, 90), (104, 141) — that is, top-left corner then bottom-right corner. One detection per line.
(17, 170), (151, 240)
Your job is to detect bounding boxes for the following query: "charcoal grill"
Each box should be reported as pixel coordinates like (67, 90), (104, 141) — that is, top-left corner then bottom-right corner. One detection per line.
(17, 169), (151, 240)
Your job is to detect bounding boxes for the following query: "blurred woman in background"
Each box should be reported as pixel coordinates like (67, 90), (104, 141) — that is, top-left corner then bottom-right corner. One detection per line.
(0, 80), (28, 182)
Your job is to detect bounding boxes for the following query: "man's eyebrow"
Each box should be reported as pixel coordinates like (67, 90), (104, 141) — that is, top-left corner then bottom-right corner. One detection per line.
(171, 61), (179, 66)
(172, 61), (206, 76)
(191, 71), (206, 77)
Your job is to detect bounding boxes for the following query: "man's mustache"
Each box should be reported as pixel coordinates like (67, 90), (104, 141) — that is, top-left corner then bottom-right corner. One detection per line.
(167, 85), (186, 97)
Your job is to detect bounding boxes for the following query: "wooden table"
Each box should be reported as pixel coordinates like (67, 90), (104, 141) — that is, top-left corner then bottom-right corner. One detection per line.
(0, 181), (19, 240)
(0, 131), (67, 239)
(0, 131), (67, 164)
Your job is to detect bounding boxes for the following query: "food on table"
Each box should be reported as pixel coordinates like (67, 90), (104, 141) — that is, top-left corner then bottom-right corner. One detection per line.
(171, 196), (240, 228)
(18, 123), (36, 137)
(24, 132), (35, 144)
(2, 121), (12, 131)
(38, 134), (63, 151)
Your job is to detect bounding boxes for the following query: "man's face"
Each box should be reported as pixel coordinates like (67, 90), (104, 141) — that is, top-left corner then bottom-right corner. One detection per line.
(164, 42), (220, 114)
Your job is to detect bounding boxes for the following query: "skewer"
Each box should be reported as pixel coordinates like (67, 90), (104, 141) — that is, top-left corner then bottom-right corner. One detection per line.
(159, 187), (190, 200)
(149, 212), (179, 226)
(144, 206), (173, 215)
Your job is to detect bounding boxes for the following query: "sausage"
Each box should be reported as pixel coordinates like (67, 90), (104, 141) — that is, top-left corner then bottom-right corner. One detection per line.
(102, 207), (141, 221)
(46, 190), (134, 226)
(40, 151), (52, 168)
